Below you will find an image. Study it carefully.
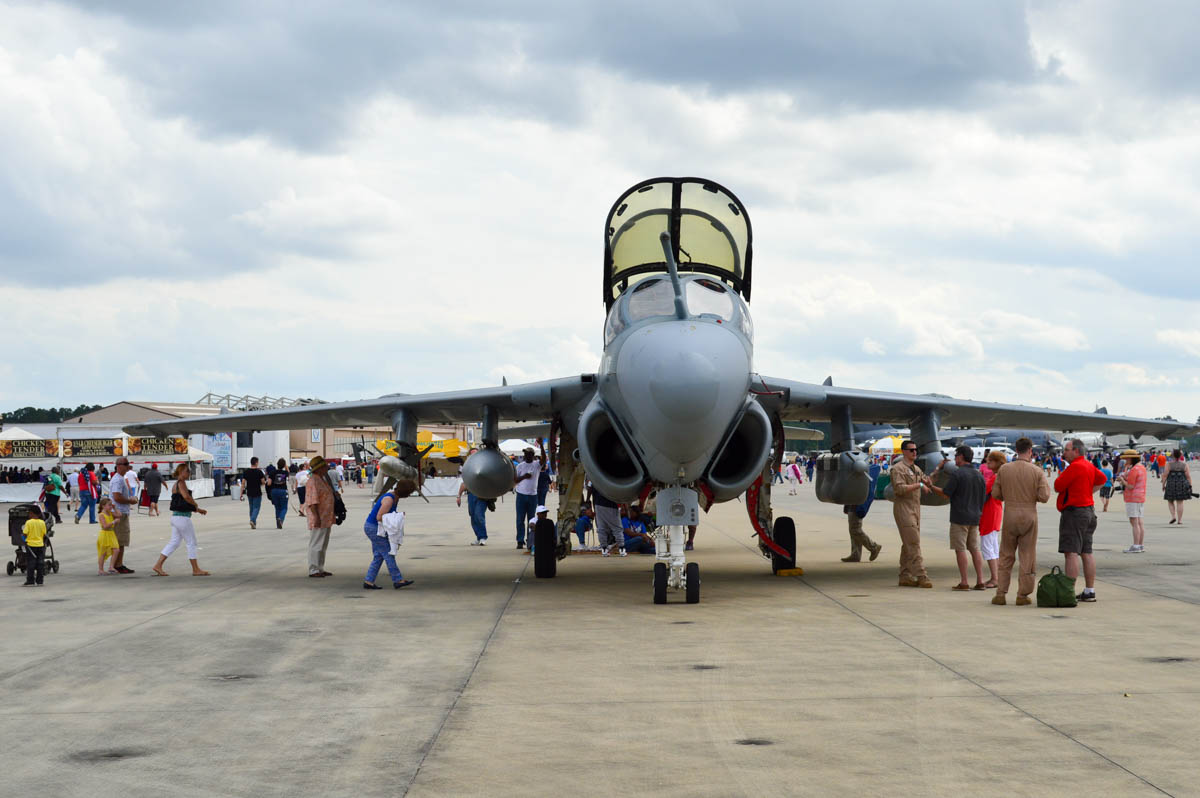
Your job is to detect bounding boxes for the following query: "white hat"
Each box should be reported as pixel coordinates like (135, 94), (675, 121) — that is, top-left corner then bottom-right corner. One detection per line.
(535, 505), (548, 514)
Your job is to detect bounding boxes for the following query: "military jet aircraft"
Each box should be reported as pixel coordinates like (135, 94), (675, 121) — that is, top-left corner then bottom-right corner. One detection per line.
(124, 177), (1196, 604)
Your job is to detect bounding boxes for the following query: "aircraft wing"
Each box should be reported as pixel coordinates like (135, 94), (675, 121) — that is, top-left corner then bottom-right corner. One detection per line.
(758, 376), (1197, 438)
(782, 426), (825, 441)
(121, 376), (596, 437)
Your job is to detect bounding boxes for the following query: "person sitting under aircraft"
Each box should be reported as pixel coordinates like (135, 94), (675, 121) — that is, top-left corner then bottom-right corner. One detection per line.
(621, 508), (656, 555)
(574, 503), (594, 549)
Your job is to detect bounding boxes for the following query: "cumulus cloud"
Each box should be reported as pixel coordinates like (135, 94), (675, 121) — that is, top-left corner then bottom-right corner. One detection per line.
(1103, 363), (1177, 388)
(1156, 329), (1200, 358)
(0, 1), (1197, 424)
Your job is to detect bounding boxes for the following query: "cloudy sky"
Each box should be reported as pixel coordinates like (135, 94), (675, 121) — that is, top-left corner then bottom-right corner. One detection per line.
(1, 0), (1197, 423)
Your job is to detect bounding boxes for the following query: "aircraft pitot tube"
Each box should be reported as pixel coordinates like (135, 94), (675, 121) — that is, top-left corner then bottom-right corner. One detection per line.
(814, 451), (871, 506)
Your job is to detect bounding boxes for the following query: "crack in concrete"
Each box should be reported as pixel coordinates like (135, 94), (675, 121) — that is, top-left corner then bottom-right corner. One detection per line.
(403, 555), (532, 795)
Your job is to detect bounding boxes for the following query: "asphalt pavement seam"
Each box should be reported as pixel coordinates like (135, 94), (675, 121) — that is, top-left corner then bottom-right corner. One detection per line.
(402, 554), (532, 795)
(712, 517), (1177, 798)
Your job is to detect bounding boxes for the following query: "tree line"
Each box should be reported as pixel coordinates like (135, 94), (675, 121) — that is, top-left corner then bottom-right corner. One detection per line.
(1, 405), (102, 424)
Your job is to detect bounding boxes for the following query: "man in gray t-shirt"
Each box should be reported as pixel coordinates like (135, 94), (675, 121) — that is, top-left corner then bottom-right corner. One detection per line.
(143, 463), (164, 517)
(109, 456), (138, 574)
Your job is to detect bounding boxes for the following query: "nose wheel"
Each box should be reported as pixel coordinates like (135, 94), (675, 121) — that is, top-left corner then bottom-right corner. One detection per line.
(651, 524), (699, 604)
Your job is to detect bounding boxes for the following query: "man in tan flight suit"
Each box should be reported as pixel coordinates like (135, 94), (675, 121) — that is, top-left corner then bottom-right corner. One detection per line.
(990, 436), (1051, 606)
(891, 440), (932, 587)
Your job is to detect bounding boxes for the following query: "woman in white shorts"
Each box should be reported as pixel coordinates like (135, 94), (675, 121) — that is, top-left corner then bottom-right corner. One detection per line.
(1117, 450), (1147, 553)
(978, 450), (1006, 587)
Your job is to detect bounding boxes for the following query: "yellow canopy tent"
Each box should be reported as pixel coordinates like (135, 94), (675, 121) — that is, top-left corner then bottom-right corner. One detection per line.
(868, 435), (905, 454)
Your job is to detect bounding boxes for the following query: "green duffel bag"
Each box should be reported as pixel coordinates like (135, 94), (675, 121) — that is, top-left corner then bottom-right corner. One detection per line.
(874, 472), (891, 501)
(1036, 566), (1077, 608)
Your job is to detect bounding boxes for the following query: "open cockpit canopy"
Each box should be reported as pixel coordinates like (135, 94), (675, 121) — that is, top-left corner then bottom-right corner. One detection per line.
(603, 177), (752, 310)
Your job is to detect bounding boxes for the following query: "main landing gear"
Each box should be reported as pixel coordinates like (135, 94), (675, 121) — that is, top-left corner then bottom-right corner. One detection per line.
(651, 524), (699, 604)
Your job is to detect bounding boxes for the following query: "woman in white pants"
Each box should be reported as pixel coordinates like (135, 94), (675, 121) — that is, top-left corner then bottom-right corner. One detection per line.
(151, 464), (209, 576)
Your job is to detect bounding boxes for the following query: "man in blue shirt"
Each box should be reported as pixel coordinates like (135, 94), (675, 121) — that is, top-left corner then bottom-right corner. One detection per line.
(621, 509), (656, 555)
(574, 503), (594, 549)
(842, 462), (883, 563)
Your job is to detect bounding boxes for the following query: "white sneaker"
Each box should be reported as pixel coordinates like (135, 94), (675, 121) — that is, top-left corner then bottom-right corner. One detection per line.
(479, 539), (486, 546)
(619, 548), (628, 557)
(1135, 544), (1145, 552)
(470, 540), (482, 546)
(602, 546), (611, 557)
(1123, 545), (1139, 553)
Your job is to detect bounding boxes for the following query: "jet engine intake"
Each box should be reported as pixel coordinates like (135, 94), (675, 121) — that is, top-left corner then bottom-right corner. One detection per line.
(576, 397), (646, 502)
(703, 400), (773, 503)
(461, 447), (516, 500)
(814, 451), (871, 506)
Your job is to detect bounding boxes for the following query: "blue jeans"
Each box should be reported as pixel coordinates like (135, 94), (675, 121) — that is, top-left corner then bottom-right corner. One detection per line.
(75, 494), (97, 524)
(515, 493), (538, 544)
(269, 488), (288, 524)
(624, 536), (656, 554)
(365, 531), (403, 584)
(537, 484), (549, 507)
(467, 494), (487, 540)
(248, 495), (262, 524)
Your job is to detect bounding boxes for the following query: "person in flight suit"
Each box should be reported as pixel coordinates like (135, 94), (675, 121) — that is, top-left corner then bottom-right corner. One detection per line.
(990, 436), (1051, 606)
(891, 440), (932, 587)
(842, 460), (883, 563)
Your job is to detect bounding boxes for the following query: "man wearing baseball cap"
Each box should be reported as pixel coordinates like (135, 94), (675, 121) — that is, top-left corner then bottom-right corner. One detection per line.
(513, 445), (541, 549)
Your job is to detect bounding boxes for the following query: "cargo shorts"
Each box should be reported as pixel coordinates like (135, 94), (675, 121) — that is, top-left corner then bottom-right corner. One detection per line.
(949, 523), (980, 552)
(1058, 506), (1097, 555)
(113, 513), (131, 547)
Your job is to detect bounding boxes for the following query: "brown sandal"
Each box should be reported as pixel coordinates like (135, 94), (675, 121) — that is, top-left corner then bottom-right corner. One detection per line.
(952, 583), (970, 591)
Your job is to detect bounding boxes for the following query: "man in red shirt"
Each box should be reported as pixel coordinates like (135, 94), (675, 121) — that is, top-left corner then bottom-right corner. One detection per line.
(1054, 439), (1106, 602)
(73, 463), (98, 525)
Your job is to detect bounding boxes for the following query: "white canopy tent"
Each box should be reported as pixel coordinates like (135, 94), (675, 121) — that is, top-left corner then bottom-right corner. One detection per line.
(0, 427), (61, 489)
(498, 439), (538, 456)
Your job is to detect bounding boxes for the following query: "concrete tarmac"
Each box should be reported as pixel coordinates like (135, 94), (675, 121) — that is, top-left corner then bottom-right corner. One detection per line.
(2, 480), (1198, 797)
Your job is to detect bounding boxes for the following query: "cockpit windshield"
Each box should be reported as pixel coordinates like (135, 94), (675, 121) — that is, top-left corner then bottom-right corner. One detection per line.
(627, 279), (676, 321)
(603, 177), (753, 310)
(685, 278), (734, 320)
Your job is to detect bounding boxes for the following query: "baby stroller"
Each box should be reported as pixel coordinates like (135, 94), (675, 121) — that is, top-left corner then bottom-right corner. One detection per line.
(6, 503), (59, 577)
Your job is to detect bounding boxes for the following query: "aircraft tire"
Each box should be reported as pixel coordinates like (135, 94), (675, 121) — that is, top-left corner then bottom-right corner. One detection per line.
(771, 516), (797, 574)
(533, 520), (556, 578)
(685, 562), (700, 604)
(653, 562), (667, 604)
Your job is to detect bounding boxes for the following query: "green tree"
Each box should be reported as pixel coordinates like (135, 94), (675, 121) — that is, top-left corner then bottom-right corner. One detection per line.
(1, 404), (102, 424)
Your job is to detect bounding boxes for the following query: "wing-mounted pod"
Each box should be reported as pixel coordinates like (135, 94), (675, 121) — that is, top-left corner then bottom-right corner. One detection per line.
(814, 452), (871, 505)
(460, 404), (517, 500)
(461, 448), (516, 500)
(576, 395), (647, 502)
(813, 404), (871, 506)
(703, 400), (773, 502)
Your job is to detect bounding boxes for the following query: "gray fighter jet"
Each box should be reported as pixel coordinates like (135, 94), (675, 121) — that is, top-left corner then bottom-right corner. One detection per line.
(124, 177), (1196, 604)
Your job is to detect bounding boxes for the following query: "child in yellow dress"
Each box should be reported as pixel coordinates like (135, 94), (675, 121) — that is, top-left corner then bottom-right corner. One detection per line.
(97, 498), (119, 575)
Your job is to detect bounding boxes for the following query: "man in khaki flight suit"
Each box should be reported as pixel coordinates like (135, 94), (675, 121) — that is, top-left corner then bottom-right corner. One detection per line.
(990, 436), (1051, 606)
(891, 440), (932, 587)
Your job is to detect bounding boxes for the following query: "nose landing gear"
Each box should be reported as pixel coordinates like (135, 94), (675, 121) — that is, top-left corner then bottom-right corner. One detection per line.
(651, 523), (700, 604)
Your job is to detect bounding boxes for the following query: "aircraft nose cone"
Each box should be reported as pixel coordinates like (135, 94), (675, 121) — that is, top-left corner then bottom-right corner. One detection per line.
(649, 351), (720, 421)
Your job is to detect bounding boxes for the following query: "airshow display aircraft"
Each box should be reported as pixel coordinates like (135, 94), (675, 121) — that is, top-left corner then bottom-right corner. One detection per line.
(124, 177), (1196, 604)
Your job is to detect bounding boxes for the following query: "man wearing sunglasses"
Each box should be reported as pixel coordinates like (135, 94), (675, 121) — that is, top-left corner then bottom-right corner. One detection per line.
(890, 440), (932, 588)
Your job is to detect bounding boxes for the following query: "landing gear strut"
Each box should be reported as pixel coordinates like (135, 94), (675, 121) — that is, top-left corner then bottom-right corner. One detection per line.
(651, 524), (698, 604)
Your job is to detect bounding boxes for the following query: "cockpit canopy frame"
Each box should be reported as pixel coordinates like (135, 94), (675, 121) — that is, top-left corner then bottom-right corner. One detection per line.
(603, 177), (753, 311)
